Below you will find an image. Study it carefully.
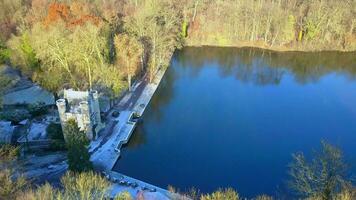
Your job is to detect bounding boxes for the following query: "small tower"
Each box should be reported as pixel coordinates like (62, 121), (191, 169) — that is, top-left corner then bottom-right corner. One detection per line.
(56, 99), (67, 132)
(90, 90), (101, 126)
(79, 101), (93, 140)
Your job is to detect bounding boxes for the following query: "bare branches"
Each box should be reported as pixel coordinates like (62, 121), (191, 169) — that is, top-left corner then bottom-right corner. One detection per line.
(289, 142), (349, 200)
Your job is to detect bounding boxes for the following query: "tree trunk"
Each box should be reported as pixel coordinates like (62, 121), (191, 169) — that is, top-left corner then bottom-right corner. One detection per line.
(85, 58), (92, 90)
(192, 0), (199, 22)
(88, 64), (92, 90)
(151, 34), (156, 83)
(127, 60), (131, 91)
(128, 74), (132, 92)
(271, 29), (279, 47)
(264, 18), (271, 44)
(140, 53), (144, 72)
(350, 20), (355, 35)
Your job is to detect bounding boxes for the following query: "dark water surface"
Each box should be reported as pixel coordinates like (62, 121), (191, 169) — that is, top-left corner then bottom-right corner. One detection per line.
(113, 47), (356, 198)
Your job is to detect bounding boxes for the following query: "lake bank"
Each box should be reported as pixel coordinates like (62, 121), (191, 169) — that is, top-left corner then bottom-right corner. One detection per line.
(185, 41), (356, 53)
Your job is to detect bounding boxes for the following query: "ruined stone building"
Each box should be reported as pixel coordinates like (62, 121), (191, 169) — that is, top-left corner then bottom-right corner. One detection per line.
(56, 89), (104, 140)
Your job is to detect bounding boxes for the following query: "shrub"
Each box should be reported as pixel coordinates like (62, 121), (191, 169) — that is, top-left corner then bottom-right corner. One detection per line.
(0, 144), (27, 199)
(0, 40), (10, 64)
(115, 191), (132, 200)
(16, 183), (57, 200)
(61, 171), (109, 199)
(0, 144), (19, 163)
(0, 109), (30, 124)
(0, 169), (28, 199)
(46, 123), (65, 150)
(289, 141), (349, 200)
(255, 195), (273, 200)
(17, 172), (110, 200)
(200, 188), (239, 200)
(27, 102), (48, 117)
(46, 123), (63, 140)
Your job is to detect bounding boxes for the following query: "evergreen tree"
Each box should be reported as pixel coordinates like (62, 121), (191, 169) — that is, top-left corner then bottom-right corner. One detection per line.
(64, 119), (93, 172)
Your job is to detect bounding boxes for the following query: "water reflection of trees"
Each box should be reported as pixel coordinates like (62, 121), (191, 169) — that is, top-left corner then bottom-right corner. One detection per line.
(144, 47), (356, 123)
(177, 47), (356, 85)
(126, 47), (356, 148)
(147, 62), (176, 122)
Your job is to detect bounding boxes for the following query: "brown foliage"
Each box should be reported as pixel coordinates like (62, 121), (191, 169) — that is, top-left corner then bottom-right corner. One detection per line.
(43, 2), (101, 28)
(43, 2), (70, 26)
(68, 15), (100, 27)
(0, 0), (26, 41)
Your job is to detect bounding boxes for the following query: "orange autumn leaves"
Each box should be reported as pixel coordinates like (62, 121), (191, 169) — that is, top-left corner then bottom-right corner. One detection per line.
(43, 2), (100, 28)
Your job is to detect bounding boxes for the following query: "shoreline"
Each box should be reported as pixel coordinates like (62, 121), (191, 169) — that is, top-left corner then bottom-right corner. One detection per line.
(185, 42), (356, 53)
(90, 61), (172, 199)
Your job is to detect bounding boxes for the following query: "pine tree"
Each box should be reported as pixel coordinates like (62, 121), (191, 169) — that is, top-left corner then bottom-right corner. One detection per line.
(64, 119), (93, 172)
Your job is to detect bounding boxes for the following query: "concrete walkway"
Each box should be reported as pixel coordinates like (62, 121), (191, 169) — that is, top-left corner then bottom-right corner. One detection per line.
(90, 111), (136, 171)
(89, 68), (172, 199)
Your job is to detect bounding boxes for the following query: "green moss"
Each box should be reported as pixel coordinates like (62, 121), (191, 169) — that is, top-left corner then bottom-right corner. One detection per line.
(0, 47), (10, 64)
(216, 35), (229, 46)
(181, 21), (188, 38)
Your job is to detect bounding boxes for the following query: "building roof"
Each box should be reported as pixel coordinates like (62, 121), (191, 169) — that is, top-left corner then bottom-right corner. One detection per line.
(1, 65), (55, 106)
(3, 85), (55, 106)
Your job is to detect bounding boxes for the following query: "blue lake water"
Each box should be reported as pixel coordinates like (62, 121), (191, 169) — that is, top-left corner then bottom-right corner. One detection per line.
(113, 47), (356, 198)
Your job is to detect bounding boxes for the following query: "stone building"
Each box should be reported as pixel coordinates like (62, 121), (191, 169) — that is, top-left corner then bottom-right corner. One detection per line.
(56, 89), (104, 140)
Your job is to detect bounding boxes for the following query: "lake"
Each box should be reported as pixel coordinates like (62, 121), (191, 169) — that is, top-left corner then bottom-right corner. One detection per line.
(113, 47), (356, 198)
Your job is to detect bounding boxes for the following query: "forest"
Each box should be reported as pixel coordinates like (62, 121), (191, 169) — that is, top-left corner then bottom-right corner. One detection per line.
(0, 0), (355, 100)
(0, 0), (183, 99)
(186, 0), (356, 51)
